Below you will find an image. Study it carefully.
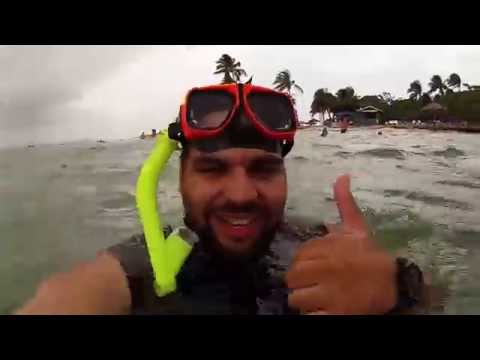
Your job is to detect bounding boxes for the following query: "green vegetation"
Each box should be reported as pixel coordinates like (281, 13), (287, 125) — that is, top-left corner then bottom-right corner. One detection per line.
(310, 87), (360, 119)
(310, 89), (336, 121)
(437, 90), (480, 123)
(429, 75), (447, 96)
(272, 69), (304, 105)
(310, 73), (480, 125)
(403, 73), (480, 124)
(273, 69), (304, 96)
(407, 80), (423, 101)
(214, 54), (248, 84)
(212, 55), (480, 125)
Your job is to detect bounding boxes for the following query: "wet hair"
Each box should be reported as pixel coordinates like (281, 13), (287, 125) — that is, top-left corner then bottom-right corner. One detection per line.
(180, 144), (190, 163)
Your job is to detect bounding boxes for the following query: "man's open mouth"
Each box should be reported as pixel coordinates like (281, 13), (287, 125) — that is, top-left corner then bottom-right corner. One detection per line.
(217, 213), (257, 226)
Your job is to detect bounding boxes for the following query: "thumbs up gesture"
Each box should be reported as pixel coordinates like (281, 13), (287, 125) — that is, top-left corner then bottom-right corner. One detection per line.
(286, 174), (397, 314)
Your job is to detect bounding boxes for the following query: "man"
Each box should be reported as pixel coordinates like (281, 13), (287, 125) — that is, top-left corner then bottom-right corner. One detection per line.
(16, 83), (424, 315)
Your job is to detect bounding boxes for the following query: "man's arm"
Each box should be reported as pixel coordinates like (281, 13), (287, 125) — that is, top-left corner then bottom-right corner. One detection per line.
(15, 252), (131, 315)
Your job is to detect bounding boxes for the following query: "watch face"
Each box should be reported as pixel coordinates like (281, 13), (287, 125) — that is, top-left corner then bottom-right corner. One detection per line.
(405, 263), (424, 301)
(398, 258), (424, 303)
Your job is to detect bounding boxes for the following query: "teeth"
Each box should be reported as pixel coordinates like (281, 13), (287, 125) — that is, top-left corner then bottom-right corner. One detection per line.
(225, 218), (251, 226)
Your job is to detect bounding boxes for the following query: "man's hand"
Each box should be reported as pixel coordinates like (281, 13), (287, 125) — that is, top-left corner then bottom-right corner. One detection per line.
(286, 174), (397, 315)
(15, 252), (131, 315)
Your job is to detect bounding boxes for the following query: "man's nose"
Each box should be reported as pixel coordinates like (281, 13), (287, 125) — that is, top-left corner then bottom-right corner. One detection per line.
(223, 168), (258, 205)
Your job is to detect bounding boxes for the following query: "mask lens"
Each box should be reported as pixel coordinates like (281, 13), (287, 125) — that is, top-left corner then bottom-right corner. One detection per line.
(247, 92), (295, 131)
(187, 91), (234, 129)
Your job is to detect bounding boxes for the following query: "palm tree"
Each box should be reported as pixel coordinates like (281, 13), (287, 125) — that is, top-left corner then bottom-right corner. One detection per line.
(446, 73), (461, 92)
(335, 86), (356, 102)
(333, 87), (358, 113)
(380, 92), (395, 106)
(311, 88), (336, 121)
(420, 93), (432, 107)
(407, 80), (422, 101)
(214, 54), (247, 84)
(273, 70), (304, 96)
(429, 75), (447, 96)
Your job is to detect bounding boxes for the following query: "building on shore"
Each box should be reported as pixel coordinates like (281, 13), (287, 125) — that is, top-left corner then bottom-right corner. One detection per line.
(420, 102), (447, 121)
(326, 106), (384, 127)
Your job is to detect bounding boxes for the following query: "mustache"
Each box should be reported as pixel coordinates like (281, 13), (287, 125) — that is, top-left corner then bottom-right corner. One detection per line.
(210, 201), (263, 215)
(183, 211), (280, 261)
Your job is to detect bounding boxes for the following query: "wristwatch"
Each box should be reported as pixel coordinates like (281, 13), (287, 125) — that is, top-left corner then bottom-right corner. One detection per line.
(389, 257), (425, 314)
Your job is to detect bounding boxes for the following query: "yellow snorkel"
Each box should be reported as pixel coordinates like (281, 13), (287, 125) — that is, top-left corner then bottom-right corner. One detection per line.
(135, 131), (192, 297)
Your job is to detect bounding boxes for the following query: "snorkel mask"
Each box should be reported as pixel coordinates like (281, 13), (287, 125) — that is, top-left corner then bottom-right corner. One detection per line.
(136, 83), (298, 297)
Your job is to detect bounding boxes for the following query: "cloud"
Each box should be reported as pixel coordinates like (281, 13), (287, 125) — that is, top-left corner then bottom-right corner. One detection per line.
(0, 46), (150, 132)
(1, 45), (479, 147)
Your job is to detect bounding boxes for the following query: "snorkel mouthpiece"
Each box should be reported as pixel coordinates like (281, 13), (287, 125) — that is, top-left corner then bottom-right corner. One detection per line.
(136, 132), (192, 297)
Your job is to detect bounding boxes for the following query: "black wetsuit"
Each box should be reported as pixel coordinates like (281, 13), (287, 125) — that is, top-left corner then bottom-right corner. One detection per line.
(108, 225), (328, 315)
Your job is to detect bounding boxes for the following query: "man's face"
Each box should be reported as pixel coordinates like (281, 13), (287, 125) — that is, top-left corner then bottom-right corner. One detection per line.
(180, 147), (287, 258)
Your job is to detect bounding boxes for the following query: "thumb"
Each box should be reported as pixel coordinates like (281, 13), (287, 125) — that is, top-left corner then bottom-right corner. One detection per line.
(333, 174), (368, 233)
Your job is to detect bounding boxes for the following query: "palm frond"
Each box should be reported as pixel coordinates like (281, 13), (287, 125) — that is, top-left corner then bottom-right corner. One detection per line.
(221, 72), (235, 84)
(273, 83), (288, 91)
(294, 83), (304, 94)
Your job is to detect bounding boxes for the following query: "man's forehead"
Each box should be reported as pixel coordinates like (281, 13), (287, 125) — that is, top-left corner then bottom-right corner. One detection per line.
(189, 147), (283, 164)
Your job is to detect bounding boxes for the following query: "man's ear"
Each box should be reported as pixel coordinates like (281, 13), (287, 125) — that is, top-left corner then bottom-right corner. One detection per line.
(179, 159), (184, 192)
(179, 148), (189, 192)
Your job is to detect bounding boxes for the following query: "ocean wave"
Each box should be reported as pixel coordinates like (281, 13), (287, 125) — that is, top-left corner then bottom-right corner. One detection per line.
(292, 155), (309, 161)
(362, 208), (469, 311)
(406, 192), (472, 211)
(334, 151), (352, 158)
(384, 189), (408, 197)
(432, 146), (466, 158)
(435, 180), (480, 189)
(383, 189), (472, 211)
(102, 168), (134, 174)
(395, 165), (420, 172)
(356, 148), (406, 160)
(399, 236), (468, 296)
(100, 193), (135, 210)
(433, 161), (450, 168)
(408, 151), (427, 157)
(101, 207), (136, 215)
(312, 143), (342, 149)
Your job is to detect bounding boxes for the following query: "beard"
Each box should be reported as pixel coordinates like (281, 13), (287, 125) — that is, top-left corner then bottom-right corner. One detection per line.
(183, 210), (281, 264)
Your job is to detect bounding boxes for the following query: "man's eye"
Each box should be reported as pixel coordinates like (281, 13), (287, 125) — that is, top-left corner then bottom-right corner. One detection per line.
(250, 164), (282, 176)
(196, 165), (223, 173)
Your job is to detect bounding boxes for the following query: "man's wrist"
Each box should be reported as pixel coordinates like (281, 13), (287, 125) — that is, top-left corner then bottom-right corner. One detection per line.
(388, 257), (425, 314)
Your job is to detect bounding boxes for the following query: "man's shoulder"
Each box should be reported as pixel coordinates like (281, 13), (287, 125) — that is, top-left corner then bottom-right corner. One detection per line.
(106, 226), (175, 278)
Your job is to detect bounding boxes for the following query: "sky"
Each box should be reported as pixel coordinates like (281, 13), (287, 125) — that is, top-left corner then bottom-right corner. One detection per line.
(1, 45), (479, 147)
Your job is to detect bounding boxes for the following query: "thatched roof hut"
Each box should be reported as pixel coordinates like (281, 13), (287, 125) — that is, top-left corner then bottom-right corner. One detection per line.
(420, 102), (447, 121)
(421, 102), (446, 112)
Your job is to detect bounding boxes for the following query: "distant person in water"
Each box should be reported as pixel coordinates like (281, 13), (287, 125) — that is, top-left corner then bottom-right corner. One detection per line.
(140, 131), (146, 140)
(321, 127), (328, 137)
(16, 83), (427, 315)
(340, 117), (348, 134)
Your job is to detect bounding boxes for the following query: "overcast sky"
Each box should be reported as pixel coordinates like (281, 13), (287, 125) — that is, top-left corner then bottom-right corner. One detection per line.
(1, 45), (479, 147)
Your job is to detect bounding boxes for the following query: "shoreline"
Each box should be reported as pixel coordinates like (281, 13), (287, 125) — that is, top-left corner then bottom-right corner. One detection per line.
(299, 124), (480, 134)
(388, 125), (480, 134)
